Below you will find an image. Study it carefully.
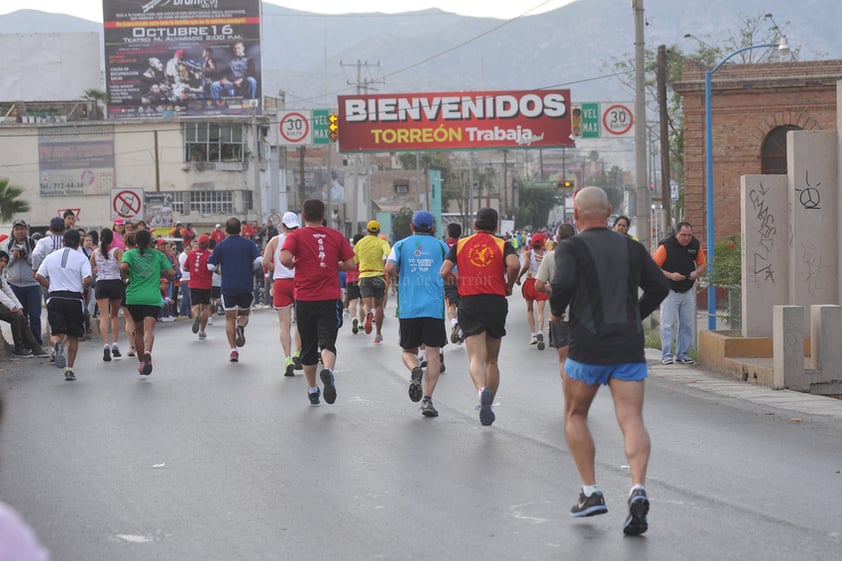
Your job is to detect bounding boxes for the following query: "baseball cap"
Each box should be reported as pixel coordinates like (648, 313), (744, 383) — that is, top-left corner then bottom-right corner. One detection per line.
(367, 220), (380, 233)
(157, 238), (167, 246)
(12, 218), (27, 228)
(411, 210), (434, 232)
(282, 211), (300, 229)
(531, 233), (545, 246)
(475, 208), (498, 232)
(215, 223), (222, 228)
(113, 218), (124, 225)
(49, 217), (65, 231)
(176, 221), (183, 226)
(198, 234), (210, 246)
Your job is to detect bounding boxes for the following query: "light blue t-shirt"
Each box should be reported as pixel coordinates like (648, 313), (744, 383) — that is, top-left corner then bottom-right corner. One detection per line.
(387, 233), (449, 319)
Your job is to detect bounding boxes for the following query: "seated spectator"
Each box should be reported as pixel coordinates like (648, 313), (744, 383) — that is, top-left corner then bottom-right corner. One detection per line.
(0, 251), (48, 358)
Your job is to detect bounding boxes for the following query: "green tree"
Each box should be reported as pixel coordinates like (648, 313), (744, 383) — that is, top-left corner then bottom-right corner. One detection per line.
(513, 188), (555, 230)
(0, 178), (31, 222)
(391, 206), (413, 242)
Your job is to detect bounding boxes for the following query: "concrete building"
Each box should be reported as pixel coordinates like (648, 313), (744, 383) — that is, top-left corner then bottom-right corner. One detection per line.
(674, 59), (842, 242)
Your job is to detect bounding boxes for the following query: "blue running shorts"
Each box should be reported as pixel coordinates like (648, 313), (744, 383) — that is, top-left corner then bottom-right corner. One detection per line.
(564, 358), (648, 385)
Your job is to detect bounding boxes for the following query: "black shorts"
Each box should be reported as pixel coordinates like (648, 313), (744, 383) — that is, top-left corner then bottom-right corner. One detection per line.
(549, 320), (570, 348)
(458, 294), (508, 339)
(399, 317), (448, 350)
(95, 279), (124, 301)
(359, 276), (386, 299)
(127, 304), (162, 323)
(222, 292), (253, 311)
(443, 283), (460, 307)
(346, 282), (361, 301)
(295, 299), (344, 366)
(211, 286), (221, 299)
(190, 288), (211, 306)
(46, 294), (86, 338)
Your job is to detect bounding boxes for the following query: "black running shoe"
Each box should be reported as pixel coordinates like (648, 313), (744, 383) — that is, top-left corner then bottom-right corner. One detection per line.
(408, 366), (423, 402)
(293, 354), (303, 370)
(192, 314), (201, 334)
(308, 388), (321, 406)
(235, 325), (246, 347)
(420, 398), (439, 418)
(570, 490), (608, 518)
(141, 352), (153, 375)
(450, 322), (462, 344)
(111, 345), (122, 358)
(351, 317), (359, 334)
(320, 369), (337, 404)
(623, 488), (649, 535)
(439, 351), (446, 373)
(536, 332), (545, 351)
(478, 388), (495, 426)
(103, 346), (111, 362)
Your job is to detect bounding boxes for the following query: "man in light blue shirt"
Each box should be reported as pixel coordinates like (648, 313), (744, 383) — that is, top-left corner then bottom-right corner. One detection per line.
(385, 211), (449, 418)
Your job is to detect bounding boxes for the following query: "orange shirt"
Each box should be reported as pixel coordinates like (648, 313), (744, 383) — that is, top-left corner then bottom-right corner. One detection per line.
(450, 232), (513, 297)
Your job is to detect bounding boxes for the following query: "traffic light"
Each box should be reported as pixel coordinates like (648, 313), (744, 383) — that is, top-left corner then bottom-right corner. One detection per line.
(329, 113), (339, 142)
(558, 179), (574, 190)
(571, 107), (582, 137)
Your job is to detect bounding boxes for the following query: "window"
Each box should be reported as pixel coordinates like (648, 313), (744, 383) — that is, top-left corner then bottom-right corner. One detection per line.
(761, 125), (800, 175)
(394, 181), (409, 194)
(160, 192), (185, 214)
(184, 122), (246, 163)
(189, 191), (233, 215)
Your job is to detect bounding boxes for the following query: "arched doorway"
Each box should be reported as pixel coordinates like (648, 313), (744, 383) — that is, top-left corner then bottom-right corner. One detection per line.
(761, 125), (801, 175)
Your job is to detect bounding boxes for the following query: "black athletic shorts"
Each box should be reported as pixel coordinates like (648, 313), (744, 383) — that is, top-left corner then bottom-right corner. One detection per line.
(127, 304), (162, 323)
(359, 276), (386, 299)
(443, 282), (460, 307)
(95, 279), (125, 301)
(399, 317), (447, 350)
(346, 281), (361, 301)
(222, 292), (253, 311)
(549, 319), (570, 348)
(46, 293), (86, 338)
(190, 288), (211, 306)
(458, 294), (508, 339)
(295, 299), (343, 366)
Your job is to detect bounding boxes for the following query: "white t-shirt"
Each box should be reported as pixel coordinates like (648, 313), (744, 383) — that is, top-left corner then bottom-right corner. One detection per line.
(36, 248), (92, 293)
(178, 251), (190, 282)
(270, 234), (294, 280)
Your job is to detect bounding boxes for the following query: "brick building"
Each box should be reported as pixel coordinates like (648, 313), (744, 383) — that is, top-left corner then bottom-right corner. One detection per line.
(674, 59), (842, 242)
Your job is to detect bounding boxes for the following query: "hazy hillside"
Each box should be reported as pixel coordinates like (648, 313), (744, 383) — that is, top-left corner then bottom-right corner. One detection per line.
(1, 0), (840, 108)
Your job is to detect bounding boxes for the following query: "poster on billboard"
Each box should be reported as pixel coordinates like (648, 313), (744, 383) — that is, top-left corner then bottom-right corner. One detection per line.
(38, 127), (115, 197)
(337, 90), (573, 152)
(103, 0), (262, 119)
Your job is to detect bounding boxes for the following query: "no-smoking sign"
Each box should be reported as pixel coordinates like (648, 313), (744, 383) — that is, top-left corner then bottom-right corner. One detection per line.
(278, 111), (311, 145)
(111, 188), (144, 220)
(601, 104), (634, 137)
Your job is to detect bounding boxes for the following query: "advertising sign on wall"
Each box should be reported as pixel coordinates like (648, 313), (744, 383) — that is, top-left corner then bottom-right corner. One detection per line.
(337, 90), (573, 152)
(103, 0), (262, 119)
(38, 127), (115, 197)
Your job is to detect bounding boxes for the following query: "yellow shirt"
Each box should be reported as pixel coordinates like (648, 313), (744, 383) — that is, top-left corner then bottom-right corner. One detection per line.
(354, 235), (391, 278)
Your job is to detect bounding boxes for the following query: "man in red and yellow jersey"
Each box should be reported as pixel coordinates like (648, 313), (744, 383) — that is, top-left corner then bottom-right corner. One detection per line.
(440, 208), (520, 427)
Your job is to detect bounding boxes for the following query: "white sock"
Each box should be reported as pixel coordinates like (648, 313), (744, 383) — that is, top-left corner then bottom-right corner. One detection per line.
(630, 484), (646, 496)
(308, 386), (319, 394)
(583, 484), (600, 497)
(450, 318), (458, 326)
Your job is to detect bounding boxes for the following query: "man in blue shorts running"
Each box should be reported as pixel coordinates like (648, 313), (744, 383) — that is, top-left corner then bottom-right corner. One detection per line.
(207, 217), (262, 363)
(550, 187), (668, 536)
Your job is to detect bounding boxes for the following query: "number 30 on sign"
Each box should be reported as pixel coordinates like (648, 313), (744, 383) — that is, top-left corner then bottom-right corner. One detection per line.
(278, 111), (312, 145)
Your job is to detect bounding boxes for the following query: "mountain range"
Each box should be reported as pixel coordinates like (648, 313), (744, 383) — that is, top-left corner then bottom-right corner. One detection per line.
(1, 0), (840, 109)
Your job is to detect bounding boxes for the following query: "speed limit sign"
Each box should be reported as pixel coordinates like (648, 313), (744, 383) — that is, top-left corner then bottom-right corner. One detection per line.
(278, 111), (312, 145)
(601, 104), (634, 137)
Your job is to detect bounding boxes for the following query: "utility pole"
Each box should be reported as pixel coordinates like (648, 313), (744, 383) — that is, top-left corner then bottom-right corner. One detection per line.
(633, 0), (650, 248)
(657, 45), (672, 234)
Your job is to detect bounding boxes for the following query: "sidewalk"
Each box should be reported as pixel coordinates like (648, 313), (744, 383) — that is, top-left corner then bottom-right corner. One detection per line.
(646, 348), (842, 419)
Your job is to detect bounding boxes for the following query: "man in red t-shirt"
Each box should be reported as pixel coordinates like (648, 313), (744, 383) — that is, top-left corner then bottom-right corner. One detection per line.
(281, 199), (356, 406)
(184, 234), (214, 338)
(210, 224), (226, 244)
(440, 208), (519, 427)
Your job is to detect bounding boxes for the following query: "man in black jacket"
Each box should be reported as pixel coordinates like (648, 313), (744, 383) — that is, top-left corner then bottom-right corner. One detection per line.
(550, 186), (669, 535)
(652, 221), (707, 365)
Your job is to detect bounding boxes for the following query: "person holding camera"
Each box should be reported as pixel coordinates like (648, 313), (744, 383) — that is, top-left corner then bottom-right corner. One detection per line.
(652, 221), (707, 365)
(6, 219), (43, 347)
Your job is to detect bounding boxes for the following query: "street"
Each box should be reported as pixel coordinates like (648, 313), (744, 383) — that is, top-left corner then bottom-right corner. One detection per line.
(1, 297), (841, 561)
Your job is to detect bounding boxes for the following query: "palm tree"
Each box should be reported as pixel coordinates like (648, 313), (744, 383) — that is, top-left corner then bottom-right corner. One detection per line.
(0, 178), (31, 222)
(83, 88), (108, 120)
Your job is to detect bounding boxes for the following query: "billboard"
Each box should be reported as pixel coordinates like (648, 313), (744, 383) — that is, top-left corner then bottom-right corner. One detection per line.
(39, 126), (115, 197)
(103, 0), (262, 119)
(0, 33), (100, 102)
(337, 90), (573, 153)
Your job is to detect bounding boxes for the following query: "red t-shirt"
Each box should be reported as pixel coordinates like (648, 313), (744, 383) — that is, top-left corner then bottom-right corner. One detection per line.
(281, 226), (354, 301)
(447, 232), (514, 297)
(185, 249), (213, 290)
(345, 263), (360, 284)
(211, 230), (226, 244)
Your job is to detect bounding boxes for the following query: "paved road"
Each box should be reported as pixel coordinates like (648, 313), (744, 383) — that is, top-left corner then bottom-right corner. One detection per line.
(1, 299), (841, 561)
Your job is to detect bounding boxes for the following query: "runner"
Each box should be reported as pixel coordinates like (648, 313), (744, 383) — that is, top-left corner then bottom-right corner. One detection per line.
(34, 229), (93, 381)
(262, 211), (303, 376)
(90, 228), (124, 361)
(443, 222), (463, 344)
(184, 235), (214, 340)
(207, 217), (262, 363)
(516, 232), (549, 350)
(345, 234), (365, 335)
(120, 229), (175, 376)
(385, 211), (449, 417)
(353, 220), (391, 343)
(280, 200), (355, 406)
(549, 186), (669, 535)
(440, 208), (520, 426)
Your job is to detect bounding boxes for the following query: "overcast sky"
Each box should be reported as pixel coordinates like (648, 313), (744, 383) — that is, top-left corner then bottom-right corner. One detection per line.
(0, 0), (574, 21)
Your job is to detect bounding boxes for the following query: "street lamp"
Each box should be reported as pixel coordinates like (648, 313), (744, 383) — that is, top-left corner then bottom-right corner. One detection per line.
(704, 36), (789, 330)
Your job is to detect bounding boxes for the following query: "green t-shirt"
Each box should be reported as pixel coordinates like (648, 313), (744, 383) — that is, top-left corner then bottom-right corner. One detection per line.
(122, 248), (173, 306)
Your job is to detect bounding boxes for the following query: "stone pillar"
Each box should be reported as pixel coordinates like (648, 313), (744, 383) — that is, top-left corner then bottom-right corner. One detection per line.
(773, 305), (803, 390)
(810, 304), (842, 378)
(741, 175), (788, 337)
(787, 130), (839, 327)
